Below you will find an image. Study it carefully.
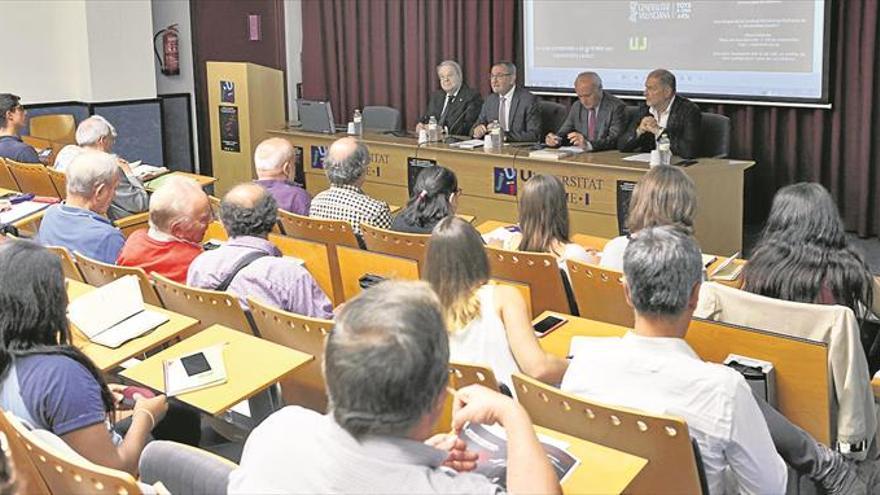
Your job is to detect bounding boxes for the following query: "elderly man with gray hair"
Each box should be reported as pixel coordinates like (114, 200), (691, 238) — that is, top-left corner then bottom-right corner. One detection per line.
(53, 115), (149, 220)
(309, 136), (392, 236)
(416, 60), (482, 137)
(562, 226), (869, 494)
(116, 176), (211, 283)
(252, 137), (310, 215)
(36, 150), (125, 263)
(228, 280), (561, 494)
(545, 71), (625, 151)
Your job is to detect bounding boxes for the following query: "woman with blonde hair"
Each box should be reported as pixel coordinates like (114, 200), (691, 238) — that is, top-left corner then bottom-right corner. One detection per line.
(600, 165), (697, 270)
(423, 217), (568, 390)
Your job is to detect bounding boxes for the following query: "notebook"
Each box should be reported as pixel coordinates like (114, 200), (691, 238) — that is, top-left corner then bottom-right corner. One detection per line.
(162, 344), (228, 397)
(67, 275), (168, 348)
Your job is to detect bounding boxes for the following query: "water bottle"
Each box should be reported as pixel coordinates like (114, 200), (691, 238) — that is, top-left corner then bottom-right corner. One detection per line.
(483, 121), (497, 149)
(657, 131), (672, 166)
(427, 115), (439, 143)
(490, 120), (503, 150)
(353, 109), (363, 136)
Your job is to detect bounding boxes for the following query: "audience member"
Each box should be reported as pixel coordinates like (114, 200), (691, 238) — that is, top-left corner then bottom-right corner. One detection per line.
(36, 151), (125, 264)
(390, 166), (459, 234)
(0, 240), (168, 475)
(562, 226), (867, 494)
(228, 280), (561, 494)
(187, 183), (332, 318)
(424, 217), (567, 390)
(618, 69), (702, 158)
(417, 60), (482, 137)
(309, 137), (392, 236)
(53, 116), (148, 220)
(117, 176), (211, 283)
(472, 62), (542, 143)
(0, 93), (40, 164)
(253, 137), (310, 215)
(545, 72), (625, 151)
(600, 165), (696, 270)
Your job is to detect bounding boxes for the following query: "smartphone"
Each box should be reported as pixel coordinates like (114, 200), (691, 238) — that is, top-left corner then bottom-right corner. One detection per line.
(180, 352), (212, 376)
(533, 315), (567, 337)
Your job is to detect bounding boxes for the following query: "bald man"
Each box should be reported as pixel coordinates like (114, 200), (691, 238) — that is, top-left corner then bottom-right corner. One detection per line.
(187, 183), (333, 318)
(116, 176), (211, 283)
(253, 137), (310, 215)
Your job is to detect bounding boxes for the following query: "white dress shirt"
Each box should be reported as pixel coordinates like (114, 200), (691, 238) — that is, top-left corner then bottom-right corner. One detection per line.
(649, 95), (676, 130)
(499, 87), (515, 132)
(561, 332), (787, 495)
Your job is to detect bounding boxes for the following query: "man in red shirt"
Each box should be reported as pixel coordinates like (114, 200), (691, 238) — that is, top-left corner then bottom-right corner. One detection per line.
(117, 176), (211, 282)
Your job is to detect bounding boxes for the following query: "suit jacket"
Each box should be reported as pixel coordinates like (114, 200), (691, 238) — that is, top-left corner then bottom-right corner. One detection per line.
(421, 83), (482, 137)
(618, 95), (702, 158)
(555, 91), (626, 151)
(475, 87), (542, 142)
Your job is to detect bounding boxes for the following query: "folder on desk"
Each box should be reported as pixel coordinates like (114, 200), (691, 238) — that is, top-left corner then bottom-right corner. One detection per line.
(162, 345), (227, 397)
(67, 275), (168, 349)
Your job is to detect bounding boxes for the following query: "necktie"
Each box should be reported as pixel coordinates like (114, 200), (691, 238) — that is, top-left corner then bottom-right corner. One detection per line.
(587, 108), (597, 141)
(499, 96), (508, 132)
(439, 94), (453, 124)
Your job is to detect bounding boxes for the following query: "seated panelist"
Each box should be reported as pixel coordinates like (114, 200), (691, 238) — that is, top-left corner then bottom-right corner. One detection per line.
(545, 71), (625, 152)
(472, 62), (542, 143)
(416, 60), (482, 137)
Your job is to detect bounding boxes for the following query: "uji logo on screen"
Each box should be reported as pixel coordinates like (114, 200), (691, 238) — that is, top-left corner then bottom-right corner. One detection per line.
(310, 145), (327, 169)
(493, 167), (517, 196)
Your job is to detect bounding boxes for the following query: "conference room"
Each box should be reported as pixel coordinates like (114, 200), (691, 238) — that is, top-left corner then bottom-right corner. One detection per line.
(1, 0), (879, 493)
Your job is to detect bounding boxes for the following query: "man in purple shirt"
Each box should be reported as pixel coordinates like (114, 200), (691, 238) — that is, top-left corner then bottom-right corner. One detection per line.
(253, 137), (310, 215)
(0, 93), (41, 164)
(187, 183), (333, 319)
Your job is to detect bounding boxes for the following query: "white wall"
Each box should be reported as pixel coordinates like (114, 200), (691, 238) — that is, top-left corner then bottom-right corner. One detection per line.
(285, 0), (303, 121)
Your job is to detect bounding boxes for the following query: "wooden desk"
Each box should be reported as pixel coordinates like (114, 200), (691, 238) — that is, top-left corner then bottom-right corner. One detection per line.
(119, 325), (313, 416)
(0, 187), (49, 231)
(271, 130), (753, 255)
(65, 279), (199, 372)
(144, 171), (217, 192)
(535, 425), (646, 494)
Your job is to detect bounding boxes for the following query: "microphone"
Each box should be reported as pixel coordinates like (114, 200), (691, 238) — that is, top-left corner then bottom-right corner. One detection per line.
(443, 103), (470, 139)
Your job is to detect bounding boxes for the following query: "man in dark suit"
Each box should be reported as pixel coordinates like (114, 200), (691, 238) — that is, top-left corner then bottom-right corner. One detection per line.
(417, 60), (482, 137)
(472, 62), (542, 143)
(545, 72), (625, 151)
(618, 69), (701, 158)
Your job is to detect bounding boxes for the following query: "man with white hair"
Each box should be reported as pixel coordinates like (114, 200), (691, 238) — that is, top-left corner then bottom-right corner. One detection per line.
(117, 176), (211, 283)
(416, 60), (482, 137)
(53, 115), (148, 220)
(253, 137), (310, 215)
(36, 150), (125, 263)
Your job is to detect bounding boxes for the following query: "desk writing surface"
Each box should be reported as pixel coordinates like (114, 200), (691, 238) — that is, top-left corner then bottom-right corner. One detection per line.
(65, 279), (199, 372)
(535, 425), (646, 494)
(0, 187), (48, 229)
(145, 171), (217, 192)
(536, 311), (630, 357)
(119, 325), (313, 416)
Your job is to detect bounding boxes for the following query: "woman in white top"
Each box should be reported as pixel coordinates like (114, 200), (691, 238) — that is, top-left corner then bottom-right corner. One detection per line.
(424, 217), (568, 391)
(600, 165), (697, 271)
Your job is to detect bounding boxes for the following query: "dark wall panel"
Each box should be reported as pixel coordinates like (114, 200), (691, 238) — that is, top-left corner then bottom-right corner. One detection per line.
(94, 102), (164, 166)
(159, 94), (196, 172)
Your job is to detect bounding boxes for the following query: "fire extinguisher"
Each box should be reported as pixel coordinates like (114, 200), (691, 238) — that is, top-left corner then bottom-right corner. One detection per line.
(153, 24), (180, 76)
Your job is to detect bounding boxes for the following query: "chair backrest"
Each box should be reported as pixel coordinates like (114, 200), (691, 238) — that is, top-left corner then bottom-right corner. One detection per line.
(360, 223), (430, 272)
(45, 245), (85, 283)
(700, 112), (731, 158)
(29, 114), (76, 145)
(113, 212), (150, 239)
(152, 272), (255, 334)
(336, 246), (419, 301)
(45, 167), (67, 199)
(486, 246), (572, 318)
(5, 160), (61, 197)
(0, 158), (18, 191)
(449, 361), (499, 391)
(362, 105), (402, 131)
(571, 233), (609, 251)
(566, 259), (634, 328)
(623, 105), (641, 127)
(512, 373), (703, 494)
(0, 410), (50, 495)
(268, 233), (335, 304)
(2, 411), (143, 495)
(247, 297), (332, 412)
(73, 251), (163, 307)
(202, 220), (229, 242)
(277, 210), (360, 303)
(19, 135), (62, 167)
(538, 100), (567, 138)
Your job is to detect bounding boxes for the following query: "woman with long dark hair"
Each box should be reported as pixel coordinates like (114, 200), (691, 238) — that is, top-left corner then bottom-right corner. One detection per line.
(390, 166), (459, 234)
(0, 240), (167, 474)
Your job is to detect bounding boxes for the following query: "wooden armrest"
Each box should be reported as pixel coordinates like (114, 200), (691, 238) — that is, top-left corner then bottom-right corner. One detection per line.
(872, 376), (880, 400)
(114, 211), (150, 228)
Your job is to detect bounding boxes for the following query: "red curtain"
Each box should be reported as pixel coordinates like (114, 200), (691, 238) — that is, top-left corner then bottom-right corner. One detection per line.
(302, 0), (880, 235)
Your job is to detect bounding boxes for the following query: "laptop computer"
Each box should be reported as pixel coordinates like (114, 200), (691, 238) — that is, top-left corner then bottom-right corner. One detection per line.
(297, 99), (337, 134)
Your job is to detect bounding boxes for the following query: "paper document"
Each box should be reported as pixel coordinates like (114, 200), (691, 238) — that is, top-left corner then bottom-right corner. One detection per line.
(448, 139), (485, 149)
(130, 162), (170, 181)
(163, 344), (227, 397)
(529, 149), (572, 160)
(0, 201), (49, 225)
(67, 275), (168, 348)
(481, 225), (520, 248)
(558, 146), (586, 154)
(701, 254), (717, 267)
(622, 153), (653, 162)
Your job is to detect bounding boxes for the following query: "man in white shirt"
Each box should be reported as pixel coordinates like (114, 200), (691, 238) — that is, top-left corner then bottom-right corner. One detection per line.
(562, 225), (866, 494)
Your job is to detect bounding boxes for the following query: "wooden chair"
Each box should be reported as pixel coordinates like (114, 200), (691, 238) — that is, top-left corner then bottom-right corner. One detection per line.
(46, 167), (67, 199)
(449, 361), (499, 391)
(5, 160), (60, 197)
(485, 246), (572, 318)
(277, 211), (360, 303)
(73, 252), (162, 307)
(566, 259), (634, 328)
(45, 245), (85, 282)
(152, 273), (255, 334)
(0, 410), (50, 495)
(20, 135), (62, 167)
(29, 114), (76, 145)
(0, 158), (18, 191)
(248, 297), (331, 412)
(336, 246), (419, 301)
(202, 220), (229, 242)
(361, 223), (430, 272)
(114, 211), (150, 239)
(268, 233), (334, 303)
(572, 233), (609, 251)
(512, 373), (704, 494)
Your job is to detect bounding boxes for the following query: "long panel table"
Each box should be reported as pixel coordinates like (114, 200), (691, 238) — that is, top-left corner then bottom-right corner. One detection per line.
(270, 129), (753, 254)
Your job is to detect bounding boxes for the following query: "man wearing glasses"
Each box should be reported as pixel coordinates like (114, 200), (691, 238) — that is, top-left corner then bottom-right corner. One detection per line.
(472, 62), (542, 143)
(0, 93), (41, 164)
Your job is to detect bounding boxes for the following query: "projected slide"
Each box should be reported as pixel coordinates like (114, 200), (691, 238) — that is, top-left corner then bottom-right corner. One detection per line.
(523, 1), (828, 102)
